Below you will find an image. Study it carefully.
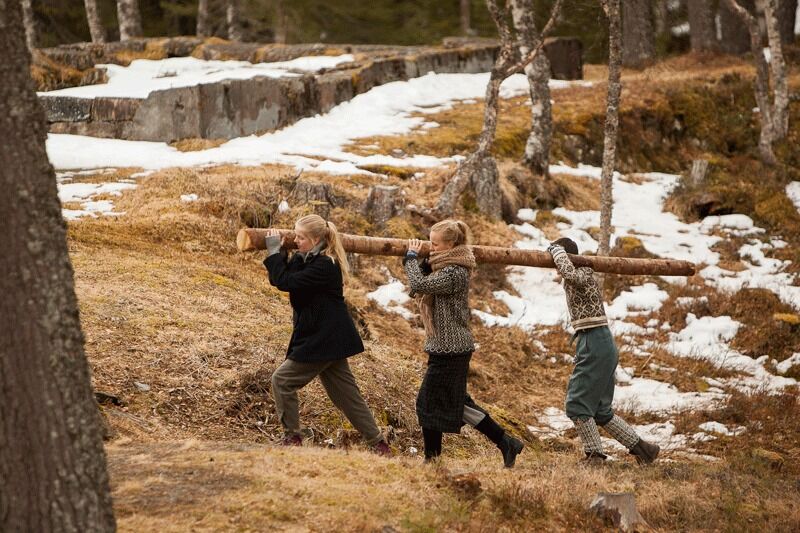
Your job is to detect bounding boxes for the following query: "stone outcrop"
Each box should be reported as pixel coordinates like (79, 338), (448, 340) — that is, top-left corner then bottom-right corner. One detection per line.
(38, 36), (582, 142)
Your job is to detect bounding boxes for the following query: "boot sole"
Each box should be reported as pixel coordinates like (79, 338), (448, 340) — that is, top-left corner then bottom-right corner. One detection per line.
(504, 440), (525, 468)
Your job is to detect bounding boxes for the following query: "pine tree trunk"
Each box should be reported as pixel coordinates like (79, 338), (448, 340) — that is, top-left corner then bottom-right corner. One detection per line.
(461, 0), (472, 35)
(274, 0), (288, 43)
(688, 0), (718, 51)
(512, 0), (553, 177)
(777, 0), (798, 44)
(197, 0), (211, 37)
(599, 0), (623, 257)
(719, 0), (754, 54)
(84, 0), (107, 43)
(227, 0), (244, 41)
(116, 0), (143, 40)
(622, 0), (655, 67)
(0, 3), (116, 532)
(22, 0), (37, 51)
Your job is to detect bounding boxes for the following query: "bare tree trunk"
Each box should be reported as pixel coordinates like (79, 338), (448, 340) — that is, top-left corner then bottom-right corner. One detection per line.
(116, 0), (143, 40)
(777, 0), (798, 44)
(723, 0), (788, 164)
(227, 0), (244, 41)
(275, 0), (288, 43)
(622, 0), (655, 67)
(461, 0), (472, 35)
(197, 0), (211, 37)
(435, 0), (563, 219)
(688, 0), (718, 51)
(238, 229), (697, 276)
(84, 0), (106, 43)
(598, 0), (623, 257)
(653, 0), (668, 35)
(512, 0), (553, 177)
(0, 3), (116, 532)
(22, 0), (37, 51)
(719, 0), (754, 53)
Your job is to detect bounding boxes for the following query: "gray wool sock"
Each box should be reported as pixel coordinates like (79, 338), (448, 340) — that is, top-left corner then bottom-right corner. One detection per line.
(573, 418), (605, 456)
(601, 415), (640, 450)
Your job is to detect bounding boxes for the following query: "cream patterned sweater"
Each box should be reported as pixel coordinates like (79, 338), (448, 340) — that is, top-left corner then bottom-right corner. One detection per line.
(548, 245), (608, 331)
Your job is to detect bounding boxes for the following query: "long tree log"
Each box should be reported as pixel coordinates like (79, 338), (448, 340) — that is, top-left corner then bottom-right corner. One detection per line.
(237, 229), (695, 276)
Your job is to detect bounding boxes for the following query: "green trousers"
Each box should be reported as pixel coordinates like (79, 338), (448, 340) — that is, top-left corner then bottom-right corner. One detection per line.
(565, 326), (618, 425)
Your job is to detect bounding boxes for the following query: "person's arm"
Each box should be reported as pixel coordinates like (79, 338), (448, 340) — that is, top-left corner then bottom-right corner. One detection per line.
(265, 254), (337, 292)
(403, 260), (464, 295)
(547, 244), (593, 287)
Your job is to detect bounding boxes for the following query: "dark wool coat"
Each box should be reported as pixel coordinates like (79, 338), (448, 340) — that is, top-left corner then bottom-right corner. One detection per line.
(264, 252), (364, 363)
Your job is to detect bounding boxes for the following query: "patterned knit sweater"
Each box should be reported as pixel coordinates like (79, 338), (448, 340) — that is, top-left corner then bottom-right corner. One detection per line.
(549, 245), (608, 331)
(403, 258), (475, 354)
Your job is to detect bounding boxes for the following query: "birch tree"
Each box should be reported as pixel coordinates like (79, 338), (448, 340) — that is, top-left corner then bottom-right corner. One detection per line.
(197, 0), (211, 37)
(116, 0), (143, 40)
(22, 0), (36, 51)
(598, 0), (623, 257)
(227, 0), (244, 41)
(435, 0), (563, 219)
(688, 0), (718, 52)
(622, 0), (655, 67)
(0, 2), (116, 531)
(275, 0), (288, 43)
(84, 0), (107, 43)
(461, 0), (473, 35)
(719, 0), (753, 54)
(722, 0), (789, 165)
(511, 0), (553, 177)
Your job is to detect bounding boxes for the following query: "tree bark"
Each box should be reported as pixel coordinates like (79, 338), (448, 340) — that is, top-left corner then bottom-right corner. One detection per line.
(719, 0), (754, 54)
(688, 0), (718, 52)
(512, 0), (553, 177)
(197, 0), (211, 37)
(116, 0), (143, 40)
(622, 0), (656, 67)
(22, 0), (37, 51)
(723, 0), (788, 164)
(589, 493), (650, 532)
(777, 0), (798, 44)
(0, 2), (116, 531)
(362, 185), (405, 227)
(653, 0), (668, 35)
(435, 0), (563, 219)
(274, 0), (288, 43)
(84, 0), (107, 43)
(237, 229), (696, 276)
(461, 0), (472, 35)
(227, 0), (244, 41)
(598, 0), (623, 257)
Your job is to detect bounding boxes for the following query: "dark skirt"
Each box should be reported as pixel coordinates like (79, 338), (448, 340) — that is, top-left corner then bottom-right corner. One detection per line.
(416, 352), (482, 433)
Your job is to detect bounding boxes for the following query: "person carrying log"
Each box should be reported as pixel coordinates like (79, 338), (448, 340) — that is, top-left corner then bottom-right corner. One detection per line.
(403, 219), (524, 467)
(547, 237), (660, 465)
(263, 214), (391, 456)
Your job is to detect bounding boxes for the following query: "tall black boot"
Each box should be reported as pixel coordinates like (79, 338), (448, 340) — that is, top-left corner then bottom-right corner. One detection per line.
(475, 415), (524, 468)
(422, 428), (442, 462)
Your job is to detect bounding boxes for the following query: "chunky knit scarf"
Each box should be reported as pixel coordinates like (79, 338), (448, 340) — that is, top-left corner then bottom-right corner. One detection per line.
(418, 245), (476, 336)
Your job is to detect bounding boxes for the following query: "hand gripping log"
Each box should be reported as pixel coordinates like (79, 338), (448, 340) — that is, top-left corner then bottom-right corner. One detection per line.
(237, 228), (695, 276)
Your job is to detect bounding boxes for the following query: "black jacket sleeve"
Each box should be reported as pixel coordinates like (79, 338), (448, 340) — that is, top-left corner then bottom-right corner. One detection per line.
(265, 253), (338, 292)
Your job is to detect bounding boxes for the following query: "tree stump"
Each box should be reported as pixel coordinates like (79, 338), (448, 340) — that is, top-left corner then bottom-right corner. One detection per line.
(689, 159), (709, 187)
(589, 492), (649, 532)
(289, 180), (338, 218)
(362, 185), (405, 227)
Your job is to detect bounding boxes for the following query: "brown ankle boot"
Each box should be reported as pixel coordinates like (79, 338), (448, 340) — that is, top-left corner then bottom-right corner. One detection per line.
(629, 439), (660, 464)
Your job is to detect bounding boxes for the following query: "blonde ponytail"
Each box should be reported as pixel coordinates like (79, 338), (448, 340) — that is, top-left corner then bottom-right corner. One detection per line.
(294, 214), (351, 282)
(431, 219), (472, 246)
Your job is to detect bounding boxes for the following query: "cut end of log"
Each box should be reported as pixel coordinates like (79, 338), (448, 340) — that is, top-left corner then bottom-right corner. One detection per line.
(237, 229), (255, 251)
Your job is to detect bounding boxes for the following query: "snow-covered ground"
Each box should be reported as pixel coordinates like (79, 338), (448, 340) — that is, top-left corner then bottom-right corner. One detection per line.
(48, 65), (797, 458)
(40, 55), (355, 99)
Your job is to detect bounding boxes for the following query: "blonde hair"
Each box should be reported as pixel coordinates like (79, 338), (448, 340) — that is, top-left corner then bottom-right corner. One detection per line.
(430, 219), (472, 246)
(295, 214), (350, 282)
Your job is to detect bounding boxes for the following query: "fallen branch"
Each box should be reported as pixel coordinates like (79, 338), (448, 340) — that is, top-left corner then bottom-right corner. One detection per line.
(237, 228), (695, 276)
